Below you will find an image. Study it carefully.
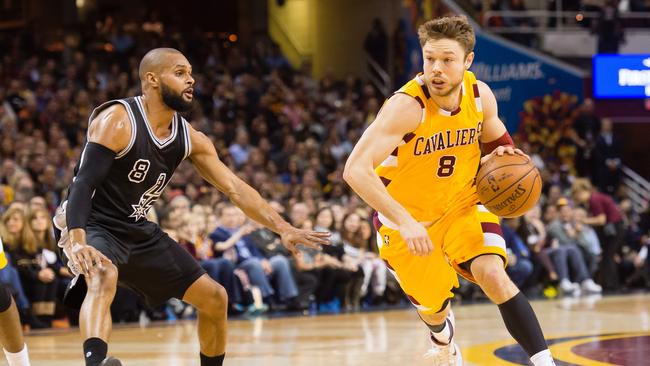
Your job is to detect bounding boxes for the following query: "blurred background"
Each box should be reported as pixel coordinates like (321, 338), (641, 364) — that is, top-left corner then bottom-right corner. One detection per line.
(0, 0), (648, 330)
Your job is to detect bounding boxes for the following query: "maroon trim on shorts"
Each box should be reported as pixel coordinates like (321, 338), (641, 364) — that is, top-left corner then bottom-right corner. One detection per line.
(481, 222), (503, 237)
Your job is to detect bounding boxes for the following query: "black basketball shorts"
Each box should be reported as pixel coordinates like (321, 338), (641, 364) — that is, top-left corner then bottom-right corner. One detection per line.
(62, 227), (205, 309)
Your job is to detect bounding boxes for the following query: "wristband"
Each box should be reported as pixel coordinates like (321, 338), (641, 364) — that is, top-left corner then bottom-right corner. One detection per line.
(482, 131), (514, 153)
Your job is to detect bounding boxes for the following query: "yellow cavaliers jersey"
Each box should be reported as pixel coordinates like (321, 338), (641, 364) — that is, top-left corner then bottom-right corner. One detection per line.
(375, 71), (484, 222)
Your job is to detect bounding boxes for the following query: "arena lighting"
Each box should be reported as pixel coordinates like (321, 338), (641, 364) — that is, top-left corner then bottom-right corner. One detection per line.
(228, 34), (238, 42)
(76, 0), (85, 8)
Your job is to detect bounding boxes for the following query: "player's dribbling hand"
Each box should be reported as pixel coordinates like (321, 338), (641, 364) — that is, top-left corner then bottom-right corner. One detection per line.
(399, 218), (433, 256)
(481, 145), (530, 165)
(280, 227), (330, 255)
(69, 243), (112, 277)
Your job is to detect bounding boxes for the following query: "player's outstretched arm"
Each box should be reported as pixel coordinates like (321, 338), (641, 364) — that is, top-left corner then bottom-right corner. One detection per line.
(477, 80), (529, 164)
(187, 125), (330, 254)
(343, 94), (433, 256)
(66, 105), (131, 276)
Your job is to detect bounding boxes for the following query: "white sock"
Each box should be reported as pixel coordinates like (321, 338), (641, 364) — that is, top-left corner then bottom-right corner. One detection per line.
(3, 343), (31, 366)
(530, 349), (555, 366)
(431, 316), (454, 345)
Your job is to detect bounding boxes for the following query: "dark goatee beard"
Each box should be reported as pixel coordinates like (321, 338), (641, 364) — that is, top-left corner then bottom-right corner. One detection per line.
(161, 83), (194, 112)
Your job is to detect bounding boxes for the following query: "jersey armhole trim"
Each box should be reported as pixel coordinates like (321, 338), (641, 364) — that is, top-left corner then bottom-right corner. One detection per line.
(181, 117), (192, 160)
(114, 100), (137, 159)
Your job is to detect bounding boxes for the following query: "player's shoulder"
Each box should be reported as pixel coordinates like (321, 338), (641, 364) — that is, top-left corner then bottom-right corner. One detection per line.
(90, 103), (130, 131)
(474, 79), (493, 96)
(88, 103), (132, 150)
(373, 93), (422, 132)
(387, 92), (423, 110)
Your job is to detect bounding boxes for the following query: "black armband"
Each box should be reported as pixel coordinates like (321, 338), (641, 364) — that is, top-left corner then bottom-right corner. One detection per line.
(66, 142), (116, 230)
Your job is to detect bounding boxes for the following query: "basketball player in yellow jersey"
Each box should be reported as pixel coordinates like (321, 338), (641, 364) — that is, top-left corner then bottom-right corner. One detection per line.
(0, 239), (32, 366)
(344, 16), (555, 365)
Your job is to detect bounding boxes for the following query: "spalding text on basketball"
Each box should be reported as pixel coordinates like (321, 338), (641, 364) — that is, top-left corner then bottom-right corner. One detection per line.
(491, 184), (526, 211)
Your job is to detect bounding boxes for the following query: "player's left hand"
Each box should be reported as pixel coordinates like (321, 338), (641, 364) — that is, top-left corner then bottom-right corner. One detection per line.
(280, 227), (330, 255)
(481, 145), (529, 165)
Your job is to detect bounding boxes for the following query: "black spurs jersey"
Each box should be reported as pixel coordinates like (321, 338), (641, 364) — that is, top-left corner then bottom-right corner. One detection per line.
(72, 96), (192, 243)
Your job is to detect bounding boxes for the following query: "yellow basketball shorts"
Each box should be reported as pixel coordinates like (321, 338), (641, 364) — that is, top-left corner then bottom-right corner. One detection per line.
(374, 204), (507, 314)
(0, 238), (7, 269)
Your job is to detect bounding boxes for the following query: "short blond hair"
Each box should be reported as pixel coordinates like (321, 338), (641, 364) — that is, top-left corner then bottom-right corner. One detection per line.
(572, 178), (593, 194)
(418, 16), (475, 56)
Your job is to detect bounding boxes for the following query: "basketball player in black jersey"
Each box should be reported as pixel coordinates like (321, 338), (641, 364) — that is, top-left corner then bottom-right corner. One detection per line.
(55, 48), (330, 366)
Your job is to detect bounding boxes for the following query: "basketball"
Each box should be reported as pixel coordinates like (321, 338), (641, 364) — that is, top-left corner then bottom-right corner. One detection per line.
(476, 154), (542, 218)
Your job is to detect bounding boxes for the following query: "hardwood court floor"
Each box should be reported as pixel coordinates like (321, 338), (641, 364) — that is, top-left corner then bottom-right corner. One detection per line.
(18, 293), (650, 365)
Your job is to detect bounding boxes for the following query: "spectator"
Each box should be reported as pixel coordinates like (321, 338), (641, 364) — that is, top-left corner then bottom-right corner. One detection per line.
(572, 98), (601, 177)
(546, 198), (602, 295)
(364, 18), (389, 70)
(0, 207), (48, 328)
(247, 221), (313, 311)
(572, 178), (625, 290)
(573, 207), (602, 275)
(357, 218), (387, 304)
(339, 212), (366, 311)
(307, 206), (353, 311)
(593, 119), (622, 195)
(519, 206), (558, 283)
(15, 207), (62, 326)
(228, 129), (251, 168)
(183, 211), (243, 313)
(593, 0), (625, 54)
(210, 204), (300, 308)
(502, 218), (534, 290)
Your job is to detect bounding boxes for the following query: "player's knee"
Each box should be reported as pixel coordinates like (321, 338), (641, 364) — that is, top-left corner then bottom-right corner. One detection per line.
(474, 265), (509, 288)
(213, 284), (228, 309)
(87, 263), (118, 295)
(198, 283), (228, 315)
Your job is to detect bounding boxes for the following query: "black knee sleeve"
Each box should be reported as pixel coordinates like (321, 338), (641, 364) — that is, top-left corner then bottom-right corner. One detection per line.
(0, 285), (13, 313)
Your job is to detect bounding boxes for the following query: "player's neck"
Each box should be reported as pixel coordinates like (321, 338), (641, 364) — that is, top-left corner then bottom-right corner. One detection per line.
(429, 84), (462, 112)
(140, 94), (175, 131)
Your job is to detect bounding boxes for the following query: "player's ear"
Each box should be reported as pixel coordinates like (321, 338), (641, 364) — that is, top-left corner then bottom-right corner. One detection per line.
(145, 72), (159, 88)
(464, 51), (475, 70)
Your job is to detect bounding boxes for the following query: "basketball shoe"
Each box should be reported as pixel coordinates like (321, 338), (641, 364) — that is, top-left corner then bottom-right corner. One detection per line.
(424, 310), (463, 365)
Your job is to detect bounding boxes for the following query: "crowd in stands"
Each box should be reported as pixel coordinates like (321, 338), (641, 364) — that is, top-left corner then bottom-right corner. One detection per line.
(0, 12), (648, 330)
(471, 0), (646, 51)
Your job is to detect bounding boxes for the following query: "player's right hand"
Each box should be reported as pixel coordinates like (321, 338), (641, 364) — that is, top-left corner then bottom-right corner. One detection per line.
(398, 218), (433, 256)
(69, 243), (111, 277)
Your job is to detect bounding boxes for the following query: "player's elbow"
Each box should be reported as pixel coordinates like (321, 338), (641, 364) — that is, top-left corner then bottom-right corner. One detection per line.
(342, 160), (359, 186)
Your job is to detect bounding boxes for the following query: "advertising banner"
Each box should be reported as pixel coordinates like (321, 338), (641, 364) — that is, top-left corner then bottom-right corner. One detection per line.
(593, 54), (650, 99)
(471, 32), (585, 132)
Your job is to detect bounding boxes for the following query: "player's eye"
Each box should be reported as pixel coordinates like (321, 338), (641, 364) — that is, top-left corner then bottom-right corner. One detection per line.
(175, 71), (183, 76)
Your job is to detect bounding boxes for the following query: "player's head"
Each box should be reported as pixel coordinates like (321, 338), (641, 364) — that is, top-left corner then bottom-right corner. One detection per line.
(139, 48), (195, 112)
(418, 16), (475, 98)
